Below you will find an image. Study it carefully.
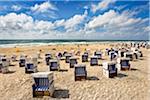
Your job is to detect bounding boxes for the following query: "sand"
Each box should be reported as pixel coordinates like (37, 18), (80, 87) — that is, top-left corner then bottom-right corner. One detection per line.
(0, 43), (149, 100)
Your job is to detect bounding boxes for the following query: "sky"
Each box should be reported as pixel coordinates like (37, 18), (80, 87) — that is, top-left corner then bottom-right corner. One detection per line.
(0, 0), (149, 40)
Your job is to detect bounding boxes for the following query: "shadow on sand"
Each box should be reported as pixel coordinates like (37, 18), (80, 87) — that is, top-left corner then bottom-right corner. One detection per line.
(59, 69), (68, 72)
(53, 89), (69, 98)
(4, 71), (16, 74)
(87, 76), (99, 80)
(130, 68), (138, 71)
(117, 73), (127, 78)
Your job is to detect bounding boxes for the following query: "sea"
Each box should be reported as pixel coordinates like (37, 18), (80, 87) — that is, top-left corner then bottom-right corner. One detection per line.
(0, 39), (149, 48)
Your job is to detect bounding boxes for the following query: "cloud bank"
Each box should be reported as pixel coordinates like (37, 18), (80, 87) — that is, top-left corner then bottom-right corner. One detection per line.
(0, 1), (149, 40)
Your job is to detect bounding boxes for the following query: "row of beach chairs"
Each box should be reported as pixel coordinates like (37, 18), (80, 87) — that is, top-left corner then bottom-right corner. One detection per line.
(0, 46), (144, 98)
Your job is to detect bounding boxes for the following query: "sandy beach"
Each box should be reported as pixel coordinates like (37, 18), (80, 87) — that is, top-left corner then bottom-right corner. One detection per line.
(0, 43), (150, 100)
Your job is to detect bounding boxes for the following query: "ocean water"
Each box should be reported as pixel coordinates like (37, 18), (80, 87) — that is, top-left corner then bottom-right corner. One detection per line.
(0, 39), (148, 48)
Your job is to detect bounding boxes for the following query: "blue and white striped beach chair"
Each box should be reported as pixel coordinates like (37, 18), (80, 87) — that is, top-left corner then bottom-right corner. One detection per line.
(32, 72), (54, 97)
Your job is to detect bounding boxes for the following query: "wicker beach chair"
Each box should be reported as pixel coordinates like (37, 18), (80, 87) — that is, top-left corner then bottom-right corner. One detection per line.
(0, 57), (9, 73)
(74, 64), (87, 81)
(124, 52), (134, 61)
(109, 51), (117, 61)
(117, 58), (130, 70)
(0, 61), (2, 73)
(19, 57), (26, 67)
(82, 53), (88, 62)
(94, 51), (102, 59)
(90, 56), (98, 66)
(32, 72), (54, 97)
(69, 57), (77, 68)
(56, 52), (63, 60)
(11, 55), (17, 62)
(25, 60), (37, 73)
(65, 53), (72, 63)
(45, 53), (52, 65)
(102, 61), (117, 78)
(49, 59), (60, 71)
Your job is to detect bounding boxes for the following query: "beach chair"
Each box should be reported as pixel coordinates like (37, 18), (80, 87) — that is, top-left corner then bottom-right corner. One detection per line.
(65, 53), (72, 63)
(118, 50), (125, 57)
(19, 57), (26, 67)
(124, 52), (133, 61)
(11, 55), (17, 62)
(45, 53), (52, 65)
(74, 64), (87, 81)
(117, 58), (130, 70)
(0, 57), (9, 73)
(82, 53), (88, 62)
(1, 57), (10, 67)
(102, 61), (117, 78)
(109, 51), (117, 61)
(25, 61), (37, 73)
(49, 59), (60, 71)
(32, 72), (54, 97)
(90, 56), (98, 66)
(0, 61), (2, 73)
(32, 56), (38, 66)
(75, 50), (80, 56)
(63, 51), (68, 56)
(56, 52), (63, 60)
(94, 51), (102, 59)
(69, 57), (77, 68)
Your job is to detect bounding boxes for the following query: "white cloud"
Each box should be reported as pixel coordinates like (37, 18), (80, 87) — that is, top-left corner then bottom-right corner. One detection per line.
(31, 1), (58, 13)
(11, 5), (21, 11)
(87, 10), (117, 28)
(0, 9), (148, 40)
(54, 10), (88, 32)
(91, 0), (116, 13)
(0, 11), (88, 39)
(29, 1), (58, 19)
(85, 9), (148, 40)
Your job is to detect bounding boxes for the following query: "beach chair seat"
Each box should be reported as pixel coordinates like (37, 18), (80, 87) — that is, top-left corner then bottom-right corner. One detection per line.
(102, 61), (117, 78)
(69, 57), (77, 68)
(32, 72), (54, 97)
(74, 64), (87, 81)
(82, 53), (88, 62)
(90, 56), (98, 66)
(49, 59), (60, 71)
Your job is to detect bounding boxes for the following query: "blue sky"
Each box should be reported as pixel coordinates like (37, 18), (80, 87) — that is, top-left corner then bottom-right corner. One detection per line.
(0, 0), (149, 40)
